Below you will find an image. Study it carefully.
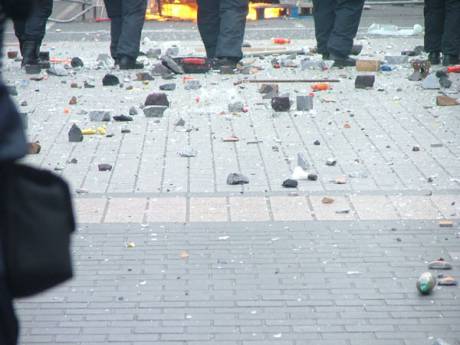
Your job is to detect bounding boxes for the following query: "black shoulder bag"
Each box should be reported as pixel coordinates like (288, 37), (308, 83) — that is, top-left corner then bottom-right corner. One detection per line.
(0, 164), (76, 298)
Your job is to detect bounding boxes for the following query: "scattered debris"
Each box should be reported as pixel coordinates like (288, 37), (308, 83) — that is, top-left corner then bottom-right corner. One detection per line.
(384, 55), (408, 65)
(69, 96), (77, 105)
(98, 163), (113, 172)
(68, 124), (83, 142)
(296, 95), (314, 111)
(160, 83), (176, 91)
(439, 219), (454, 227)
(178, 146), (197, 158)
(422, 73), (440, 89)
(47, 64), (68, 76)
(228, 101), (245, 113)
(71, 57), (84, 68)
(271, 96), (291, 112)
(297, 152), (310, 171)
(409, 59), (430, 81)
(136, 72), (154, 81)
(89, 110), (112, 122)
(355, 75), (375, 89)
(27, 142), (41, 155)
(282, 179), (298, 188)
(436, 95), (459, 106)
(326, 158), (337, 166)
(102, 74), (120, 86)
(113, 115), (133, 122)
(184, 79), (201, 90)
(356, 59), (380, 72)
(322, 197), (334, 204)
(437, 275), (458, 286)
(291, 166), (310, 180)
(428, 259), (452, 270)
(227, 173), (249, 185)
(416, 272), (436, 295)
(143, 105), (168, 118)
(145, 92), (170, 107)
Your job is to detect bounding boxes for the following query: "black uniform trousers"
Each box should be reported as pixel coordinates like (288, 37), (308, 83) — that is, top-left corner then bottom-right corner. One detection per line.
(103, 0), (147, 60)
(424, 0), (460, 55)
(13, 0), (52, 44)
(197, 0), (249, 60)
(312, 0), (364, 58)
(0, 18), (20, 345)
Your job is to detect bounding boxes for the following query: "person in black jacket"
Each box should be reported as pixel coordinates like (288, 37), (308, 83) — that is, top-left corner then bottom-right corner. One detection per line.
(424, 0), (460, 66)
(12, 0), (53, 67)
(196, 0), (249, 70)
(0, 2), (29, 344)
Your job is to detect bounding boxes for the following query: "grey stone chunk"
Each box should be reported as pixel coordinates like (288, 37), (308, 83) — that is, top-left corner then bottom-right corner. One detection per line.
(227, 173), (249, 185)
(146, 48), (162, 59)
(422, 73), (440, 89)
(271, 96), (291, 112)
(297, 152), (310, 171)
(355, 75), (375, 89)
(68, 124), (83, 142)
(102, 74), (120, 86)
(326, 158), (337, 166)
(307, 173), (318, 181)
(98, 163), (113, 172)
(282, 179), (298, 188)
(416, 272), (436, 295)
(175, 118), (185, 127)
(47, 64), (68, 76)
(161, 55), (184, 74)
(136, 72), (154, 81)
(151, 63), (173, 77)
(184, 80), (201, 90)
(84, 80), (95, 88)
(301, 59), (327, 71)
(165, 46), (179, 57)
(143, 105), (168, 118)
(96, 53), (113, 67)
(145, 92), (170, 107)
(89, 110), (112, 122)
(129, 106), (138, 115)
(296, 95), (314, 111)
(178, 146), (197, 158)
(160, 83), (176, 91)
(384, 55), (409, 64)
(228, 101), (245, 113)
(71, 57), (84, 68)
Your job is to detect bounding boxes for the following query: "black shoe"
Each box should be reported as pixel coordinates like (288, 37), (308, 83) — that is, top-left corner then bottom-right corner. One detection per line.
(350, 44), (363, 56)
(321, 53), (331, 61)
(442, 54), (460, 67)
(21, 41), (39, 67)
(331, 55), (356, 67)
(118, 56), (144, 70)
(212, 57), (238, 71)
(428, 52), (441, 65)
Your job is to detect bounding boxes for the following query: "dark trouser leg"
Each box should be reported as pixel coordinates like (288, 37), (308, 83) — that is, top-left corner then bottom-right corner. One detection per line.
(442, 0), (460, 55)
(116, 0), (147, 60)
(424, 0), (445, 53)
(327, 0), (364, 58)
(215, 0), (249, 60)
(312, 0), (336, 55)
(197, 0), (220, 58)
(104, 0), (122, 60)
(19, 0), (53, 42)
(0, 278), (17, 345)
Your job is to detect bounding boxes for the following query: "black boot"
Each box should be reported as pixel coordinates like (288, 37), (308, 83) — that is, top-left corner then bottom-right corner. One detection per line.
(21, 41), (39, 66)
(428, 52), (441, 65)
(442, 54), (460, 66)
(117, 55), (144, 70)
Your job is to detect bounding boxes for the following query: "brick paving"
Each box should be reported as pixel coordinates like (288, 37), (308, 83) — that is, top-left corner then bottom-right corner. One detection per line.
(3, 10), (460, 345)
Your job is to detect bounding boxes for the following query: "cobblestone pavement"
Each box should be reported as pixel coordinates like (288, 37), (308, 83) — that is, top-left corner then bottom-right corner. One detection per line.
(2, 10), (460, 345)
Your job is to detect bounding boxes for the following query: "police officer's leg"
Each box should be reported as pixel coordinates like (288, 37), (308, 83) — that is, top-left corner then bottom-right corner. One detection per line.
(22, 0), (53, 44)
(312, 0), (336, 56)
(424, 0), (444, 64)
(441, 0), (460, 65)
(117, 0), (147, 61)
(327, 0), (364, 59)
(215, 0), (249, 61)
(12, 19), (26, 56)
(197, 0), (220, 59)
(104, 0), (122, 60)
(0, 278), (18, 345)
